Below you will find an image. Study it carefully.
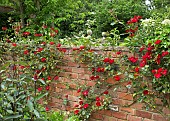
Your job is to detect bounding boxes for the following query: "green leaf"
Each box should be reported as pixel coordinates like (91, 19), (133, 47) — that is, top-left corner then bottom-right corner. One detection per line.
(6, 110), (13, 114)
(34, 92), (48, 101)
(4, 114), (22, 120)
(27, 100), (34, 111)
(34, 109), (40, 118)
(38, 79), (46, 85)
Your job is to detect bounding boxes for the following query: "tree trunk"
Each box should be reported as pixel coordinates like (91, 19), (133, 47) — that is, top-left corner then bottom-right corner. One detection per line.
(19, 0), (25, 27)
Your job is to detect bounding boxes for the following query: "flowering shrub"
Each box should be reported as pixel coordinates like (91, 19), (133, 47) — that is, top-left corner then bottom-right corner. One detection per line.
(0, 24), (65, 120)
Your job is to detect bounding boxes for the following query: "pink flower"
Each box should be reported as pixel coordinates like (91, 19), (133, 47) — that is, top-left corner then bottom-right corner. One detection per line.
(155, 40), (161, 45)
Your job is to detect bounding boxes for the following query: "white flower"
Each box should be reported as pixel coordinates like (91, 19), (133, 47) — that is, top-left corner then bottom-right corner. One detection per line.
(161, 19), (170, 25)
(141, 19), (155, 26)
(87, 29), (92, 35)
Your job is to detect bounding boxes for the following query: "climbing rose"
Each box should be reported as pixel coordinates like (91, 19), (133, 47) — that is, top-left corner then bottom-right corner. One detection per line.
(47, 76), (51, 80)
(114, 75), (121, 81)
(24, 50), (29, 55)
(38, 87), (42, 92)
(77, 89), (81, 93)
(83, 104), (89, 109)
(96, 101), (101, 107)
(79, 100), (83, 105)
(103, 90), (108, 95)
(56, 43), (61, 47)
(2, 27), (7, 31)
(74, 110), (79, 115)
(135, 67), (140, 72)
(162, 51), (169, 57)
(143, 90), (149, 95)
(103, 57), (110, 63)
(50, 41), (55, 45)
(96, 97), (100, 101)
(155, 40), (161, 45)
(41, 58), (46, 62)
(109, 59), (114, 64)
(54, 76), (59, 80)
(46, 86), (50, 91)
(37, 47), (43, 52)
(82, 90), (89, 96)
(128, 56), (138, 63)
(12, 43), (17, 47)
(80, 45), (85, 50)
(23, 32), (30, 36)
(154, 73), (161, 78)
(45, 106), (50, 111)
(116, 51), (121, 55)
(34, 33), (43, 37)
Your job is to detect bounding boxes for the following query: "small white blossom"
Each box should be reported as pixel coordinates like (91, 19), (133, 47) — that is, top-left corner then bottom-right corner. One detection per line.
(161, 19), (170, 25)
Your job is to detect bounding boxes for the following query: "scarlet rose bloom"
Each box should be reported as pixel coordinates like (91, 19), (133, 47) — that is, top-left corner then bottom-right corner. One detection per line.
(24, 50), (29, 55)
(135, 67), (140, 72)
(45, 106), (50, 111)
(161, 69), (168, 76)
(23, 32), (30, 36)
(41, 57), (46, 62)
(74, 104), (79, 108)
(114, 75), (120, 81)
(2, 27), (7, 31)
(140, 60), (146, 67)
(74, 110), (79, 115)
(103, 90), (108, 95)
(37, 47), (43, 52)
(38, 87), (42, 92)
(47, 76), (51, 80)
(103, 57), (110, 63)
(56, 43), (61, 47)
(80, 45), (85, 50)
(162, 51), (169, 57)
(128, 57), (138, 63)
(154, 73), (161, 78)
(139, 46), (145, 52)
(50, 41), (55, 45)
(96, 97), (100, 101)
(77, 88), (81, 93)
(46, 86), (50, 91)
(143, 90), (149, 95)
(12, 43), (17, 47)
(54, 76), (59, 80)
(79, 100), (83, 105)
(34, 33), (43, 37)
(41, 42), (46, 45)
(54, 29), (59, 34)
(96, 101), (101, 107)
(155, 40), (162, 45)
(83, 104), (89, 109)
(109, 59), (114, 64)
(6, 39), (11, 43)
(82, 90), (89, 96)
(116, 51), (121, 55)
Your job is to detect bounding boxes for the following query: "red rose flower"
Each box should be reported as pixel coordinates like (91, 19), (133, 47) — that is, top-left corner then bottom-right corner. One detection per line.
(47, 76), (51, 80)
(34, 33), (43, 37)
(162, 51), (169, 57)
(46, 86), (50, 91)
(56, 43), (61, 47)
(54, 76), (59, 80)
(82, 90), (89, 96)
(103, 90), (108, 95)
(41, 42), (46, 45)
(96, 97), (100, 101)
(103, 57), (110, 63)
(161, 69), (168, 76)
(2, 27), (7, 31)
(54, 29), (59, 34)
(77, 89), (81, 93)
(114, 75), (120, 81)
(116, 51), (121, 55)
(96, 101), (101, 107)
(140, 60), (146, 67)
(38, 87), (42, 92)
(24, 50), (29, 55)
(41, 57), (46, 62)
(155, 40), (161, 45)
(143, 90), (149, 95)
(37, 47), (43, 52)
(45, 106), (50, 111)
(74, 110), (79, 115)
(50, 41), (55, 45)
(83, 104), (89, 109)
(128, 56), (138, 63)
(139, 46), (145, 52)
(23, 32), (30, 36)
(79, 100), (83, 105)
(74, 104), (79, 108)
(80, 45), (85, 50)
(109, 59), (114, 64)
(135, 67), (140, 72)
(154, 73), (161, 78)
(12, 43), (17, 47)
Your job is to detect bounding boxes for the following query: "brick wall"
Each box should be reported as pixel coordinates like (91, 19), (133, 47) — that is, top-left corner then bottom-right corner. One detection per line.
(48, 47), (170, 121)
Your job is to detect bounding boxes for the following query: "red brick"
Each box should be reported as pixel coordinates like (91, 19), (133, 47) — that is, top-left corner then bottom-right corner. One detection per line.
(87, 81), (96, 86)
(91, 113), (103, 120)
(72, 90), (81, 96)
(163, 107), (170, 115)
(56, 83), (66, 89)
(118, 92), (133, 101)
(117, 86), (128, 93)
(68, 95), (79, 102)
(78, 74), (90, 80)
(103, 116), (117, 121)
(112, 112), (127, 120)
(130, 103), (144, 110)
(72, 68), (85, 74)
(51, 97), (62, 103)
(136, 110), (152, 119)
(152, 114), (169, 121)
(120, 107), (135, 115)
(69, 83), (77, 89)
(106, 77), (117, 84)
(117, 119), (126, 121)
(127, 115), (142, 121)
(67, 62), (79, 67)
(70, 73), (78, 78)
(55, 87), (62, 92)
(98, 110), (112, 117)
(143, 119), (154, 121)
(112, 98), (133, 106)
